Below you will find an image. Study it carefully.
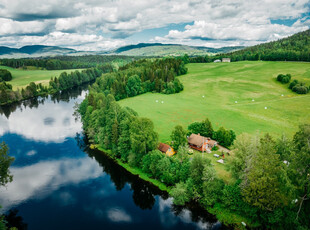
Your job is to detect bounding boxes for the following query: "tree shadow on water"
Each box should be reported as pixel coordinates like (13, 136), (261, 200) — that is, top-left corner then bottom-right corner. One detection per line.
(2, 209), (28, 230)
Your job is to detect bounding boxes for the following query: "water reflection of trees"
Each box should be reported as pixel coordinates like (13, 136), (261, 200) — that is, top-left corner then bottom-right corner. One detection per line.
(86, 147), (164, 209)
(78, 134), (221, 228)
(2, 209), (28, 230)
(0, 83), (90, 119)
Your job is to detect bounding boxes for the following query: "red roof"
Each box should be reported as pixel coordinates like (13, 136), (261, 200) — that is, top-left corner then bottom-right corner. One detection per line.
(158, 143), (171, 153)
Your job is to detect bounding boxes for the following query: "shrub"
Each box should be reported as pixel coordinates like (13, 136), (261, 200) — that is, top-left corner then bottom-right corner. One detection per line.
(292, 84), (309, 94)
(276, 73), (291, 84)
(289, 79), (299, 89)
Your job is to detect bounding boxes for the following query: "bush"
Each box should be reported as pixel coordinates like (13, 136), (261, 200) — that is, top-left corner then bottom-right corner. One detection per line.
(276, 73), (291, 84)
(292, 84), (309, 94)
(0, 69), (12, 81)
(289, 79), (299, 89)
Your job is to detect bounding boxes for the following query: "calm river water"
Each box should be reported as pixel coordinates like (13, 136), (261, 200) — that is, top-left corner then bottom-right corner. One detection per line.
(0, 86), (222, 230)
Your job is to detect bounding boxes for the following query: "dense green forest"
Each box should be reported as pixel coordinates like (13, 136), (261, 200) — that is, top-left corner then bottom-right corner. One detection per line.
(0, 64), (113, 105)
(79, 87), (310, 228)
(0, 55), (138, 70)
(90, 58), (186, 100)
(188, 29), (310, 63)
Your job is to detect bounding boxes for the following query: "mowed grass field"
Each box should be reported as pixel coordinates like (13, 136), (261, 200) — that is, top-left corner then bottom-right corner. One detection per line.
(119, 61), (310, 142)
(0, 65), (83, 90)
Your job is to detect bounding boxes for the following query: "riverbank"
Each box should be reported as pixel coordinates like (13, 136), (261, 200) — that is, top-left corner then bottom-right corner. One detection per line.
(93, 145), (255, 229)
(95, 146), (171, 192)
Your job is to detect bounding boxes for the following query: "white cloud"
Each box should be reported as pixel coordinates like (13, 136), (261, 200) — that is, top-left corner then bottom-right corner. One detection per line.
(153, 19), (308, 47)
(0, 18), (50, 36)
(107, 208), (132, 222)
(0, 0), (309, 49)
(26, 150), (37, 156)
(0, 32), (126, 51)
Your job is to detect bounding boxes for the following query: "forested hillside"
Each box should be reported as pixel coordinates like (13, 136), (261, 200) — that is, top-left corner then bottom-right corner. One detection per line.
(223, 29), (310, 61)
(188, 29), (310, 63)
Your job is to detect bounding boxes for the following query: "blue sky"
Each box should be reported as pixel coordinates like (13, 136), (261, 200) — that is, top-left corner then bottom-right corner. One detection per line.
(0, 0), (309, 50)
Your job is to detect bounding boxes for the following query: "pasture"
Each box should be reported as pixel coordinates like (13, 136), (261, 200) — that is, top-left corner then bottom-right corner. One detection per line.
(119, 61), (310, 141)
(0, 65), (83, 90)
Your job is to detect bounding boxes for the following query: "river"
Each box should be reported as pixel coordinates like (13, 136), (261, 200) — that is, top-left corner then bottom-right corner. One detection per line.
(0, 85), (223, 230)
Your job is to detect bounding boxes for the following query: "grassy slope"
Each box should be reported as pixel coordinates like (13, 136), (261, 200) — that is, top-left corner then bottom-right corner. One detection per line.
(119, 61), (310, 141)
(0, 65), (83, 90)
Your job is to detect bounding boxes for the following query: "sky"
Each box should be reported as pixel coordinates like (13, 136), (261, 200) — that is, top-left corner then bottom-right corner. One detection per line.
(0, 0), (309, 51)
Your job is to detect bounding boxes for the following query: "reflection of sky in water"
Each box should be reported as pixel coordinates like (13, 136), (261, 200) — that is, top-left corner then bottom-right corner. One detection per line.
(0, 90), (220, 230)
(0, 157), (103, 212)
(0, 92), (86, 143)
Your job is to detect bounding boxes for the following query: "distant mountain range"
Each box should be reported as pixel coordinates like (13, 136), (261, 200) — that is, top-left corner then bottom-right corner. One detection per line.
(0, 43), (244, 58)
(0, 45), (82, 58)
(110, 43), (244, 56)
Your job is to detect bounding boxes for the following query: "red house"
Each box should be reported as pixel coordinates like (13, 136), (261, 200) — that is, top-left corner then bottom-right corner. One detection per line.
(188, 134), (217, 152)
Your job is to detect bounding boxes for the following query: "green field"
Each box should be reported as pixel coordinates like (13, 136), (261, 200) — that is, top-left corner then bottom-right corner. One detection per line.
(119, 61), (310, 141)
(0, 65), (83, 90)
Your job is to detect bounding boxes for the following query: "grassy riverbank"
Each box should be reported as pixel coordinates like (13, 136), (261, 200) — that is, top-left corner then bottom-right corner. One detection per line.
(96, 147), (170, 192)
(119, 61), (310, 141)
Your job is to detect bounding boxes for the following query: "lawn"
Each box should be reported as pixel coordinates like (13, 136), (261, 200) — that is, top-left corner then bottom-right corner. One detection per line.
(0, 65), (83, 90)
(119, 61), (310, 142)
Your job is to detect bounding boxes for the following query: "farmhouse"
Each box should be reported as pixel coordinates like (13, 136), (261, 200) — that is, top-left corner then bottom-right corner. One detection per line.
(188, 134), (217, 153)
(158, 143), (175, 156)
(222, 58), (231, 62)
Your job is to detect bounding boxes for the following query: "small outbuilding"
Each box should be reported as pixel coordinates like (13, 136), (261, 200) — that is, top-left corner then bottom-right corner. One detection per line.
(222, 58), (231, 62)
(214, 59), (221, 63)
(158, 143), (175, 156)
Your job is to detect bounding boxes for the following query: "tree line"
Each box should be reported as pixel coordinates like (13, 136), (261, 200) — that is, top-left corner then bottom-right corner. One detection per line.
(0, 55), (138, 70)
(0, 64), (113, 105)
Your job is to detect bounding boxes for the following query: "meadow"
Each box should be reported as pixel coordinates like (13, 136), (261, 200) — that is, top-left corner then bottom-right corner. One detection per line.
(0, 65), (83, 90)
(119, 61), (310, 141)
